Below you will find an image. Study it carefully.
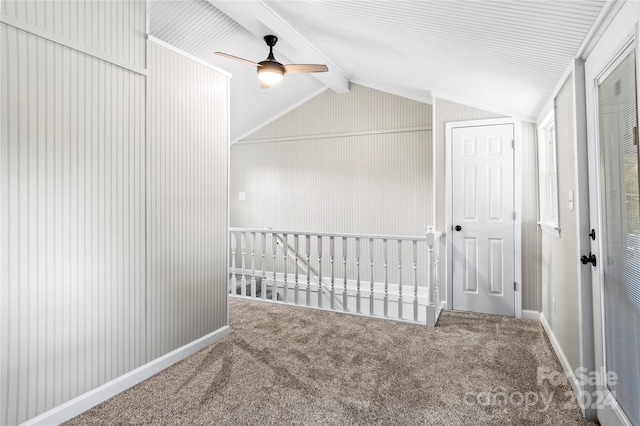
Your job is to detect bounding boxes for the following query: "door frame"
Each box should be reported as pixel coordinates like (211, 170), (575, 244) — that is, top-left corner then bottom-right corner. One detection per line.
(445, 117), (522, 318)
(583, 11), (639, 425)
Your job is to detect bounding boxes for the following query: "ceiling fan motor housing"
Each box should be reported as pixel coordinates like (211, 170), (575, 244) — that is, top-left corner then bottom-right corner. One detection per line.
(264, 35), (278, 47)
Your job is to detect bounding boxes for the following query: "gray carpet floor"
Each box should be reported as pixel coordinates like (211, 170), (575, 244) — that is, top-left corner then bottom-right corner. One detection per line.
(66, 298), (592, 425)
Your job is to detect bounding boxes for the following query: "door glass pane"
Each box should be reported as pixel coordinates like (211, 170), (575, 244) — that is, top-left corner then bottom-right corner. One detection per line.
(598, 49), (640, 425)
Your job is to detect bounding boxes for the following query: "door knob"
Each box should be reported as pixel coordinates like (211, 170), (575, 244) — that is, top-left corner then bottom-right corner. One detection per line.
(589, 229), (596, 240)
(580, 253), (597, 267)
(455, 225), (462, 231)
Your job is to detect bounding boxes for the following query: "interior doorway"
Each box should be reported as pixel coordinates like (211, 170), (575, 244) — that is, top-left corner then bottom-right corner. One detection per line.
(447, 120), (516, 316)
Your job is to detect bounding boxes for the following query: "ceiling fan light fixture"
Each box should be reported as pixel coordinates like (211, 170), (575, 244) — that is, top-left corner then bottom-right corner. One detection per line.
(258, 70), (284, 85)
(257, 62), (284, 85)
(215, 35), (327, 89)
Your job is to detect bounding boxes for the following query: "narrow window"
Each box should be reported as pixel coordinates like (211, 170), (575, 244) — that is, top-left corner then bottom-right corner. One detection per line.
(538, 110), (560, 235)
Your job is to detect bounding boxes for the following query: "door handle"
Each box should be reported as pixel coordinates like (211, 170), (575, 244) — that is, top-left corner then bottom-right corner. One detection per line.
(589, 229), (596, 240)
(455, 225), (462, 231)
(580, 253), (597, 267)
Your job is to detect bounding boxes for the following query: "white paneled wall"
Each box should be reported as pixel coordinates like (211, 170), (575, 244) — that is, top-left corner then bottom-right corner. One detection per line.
(520, 121), (541, 311)
(232, 131), (432, 235)
(231, 86), (432, 287)
(243, 83), (432, 142)
(1, 0), (146, 70)
(146, 41), (229, 360)
(1, 3), (229, 425)
(0, 24), (146, 425)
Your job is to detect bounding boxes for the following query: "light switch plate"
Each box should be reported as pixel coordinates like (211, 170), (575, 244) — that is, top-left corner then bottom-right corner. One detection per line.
(238, 191), (246, 201)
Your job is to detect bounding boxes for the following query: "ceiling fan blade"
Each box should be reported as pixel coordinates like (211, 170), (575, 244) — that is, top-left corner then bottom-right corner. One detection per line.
(284, 64), (329, 74)
(215, 52), (260, 67)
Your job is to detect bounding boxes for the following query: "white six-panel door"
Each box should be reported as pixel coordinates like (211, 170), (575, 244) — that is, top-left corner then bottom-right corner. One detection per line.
(451, 124), (515, 316)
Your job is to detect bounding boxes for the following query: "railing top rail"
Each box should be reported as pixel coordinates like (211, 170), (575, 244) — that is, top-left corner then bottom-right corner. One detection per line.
(229, 227), (444, 242)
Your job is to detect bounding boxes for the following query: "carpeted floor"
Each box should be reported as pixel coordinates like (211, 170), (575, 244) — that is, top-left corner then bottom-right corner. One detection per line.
(66, 299), (592, 425)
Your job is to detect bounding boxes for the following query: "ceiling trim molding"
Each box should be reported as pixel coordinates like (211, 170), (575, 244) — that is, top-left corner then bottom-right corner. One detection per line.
(147, 35), (233, 78)
(576, 0), (626, 60)
(431, 90), (536, 124)
(209, 0), (350, 93)
(239, 126), (433, 145)
(350, 79), (433, 105)
(233, 86), (329, 144)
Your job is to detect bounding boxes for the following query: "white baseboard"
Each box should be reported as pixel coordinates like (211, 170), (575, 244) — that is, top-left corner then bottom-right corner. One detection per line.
(522, 310), (541, 320)
(539, 313), (581, 397)
(23, 326), (231, 426)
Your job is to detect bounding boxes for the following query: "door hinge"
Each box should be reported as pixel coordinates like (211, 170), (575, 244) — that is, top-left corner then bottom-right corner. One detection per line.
(512, 211), (516, 220)
(511, 139), (514, 149)
(634, 126), (638, 146)
(514, 282), (517, 291)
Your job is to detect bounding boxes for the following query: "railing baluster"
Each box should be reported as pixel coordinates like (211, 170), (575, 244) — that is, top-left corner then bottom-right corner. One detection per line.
(330, 236), (335, 310)
(306, 235), (311, 306)
(282, 233), (288, 303)
(397, 239), (403, 320)
(250, 232), (256, 297)
(356, 237), (361, 314)
(272, 233), (278, 302)
(261, 232), (266, 300)
(426, 228), (436, 326)
(230, 232), (237, 294)
(383, 238), (389, 317)
(240, 232), (247, 296)
(229, 227), (442, 327)
(369, 238), (374, 316)
(413, 240), (418, 322)
(433, 233), (440, 318)
(343, 237), (348, 311)
(317, 236), (323, 309)
(294, 234), (300, 305)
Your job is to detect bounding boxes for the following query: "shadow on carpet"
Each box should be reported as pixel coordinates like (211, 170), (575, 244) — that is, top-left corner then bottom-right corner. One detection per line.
(66, 299), (593, 425)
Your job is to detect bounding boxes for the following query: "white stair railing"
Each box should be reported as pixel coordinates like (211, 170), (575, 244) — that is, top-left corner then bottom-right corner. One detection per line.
(270, 230), (344, 310)
(229, 227), (444, 327)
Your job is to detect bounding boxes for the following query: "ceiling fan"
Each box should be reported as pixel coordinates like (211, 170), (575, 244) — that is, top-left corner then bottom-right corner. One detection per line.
(215, 35), (328, 88)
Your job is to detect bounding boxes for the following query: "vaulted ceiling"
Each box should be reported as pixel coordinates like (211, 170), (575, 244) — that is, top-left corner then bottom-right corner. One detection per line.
(150, 0), (608, 142)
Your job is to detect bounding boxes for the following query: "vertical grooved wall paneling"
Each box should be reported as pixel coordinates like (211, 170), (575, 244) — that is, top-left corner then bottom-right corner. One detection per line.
(243, 83), (431, 142)
(233, 84), (433, 234)
(520, 121), (541, 311)
(1, 0), (146, 69)
(541, 73), (581, 367)
(146, 41), (229, 360)
(1, 2), (230, 424)
(231, 132), (432, 285)
(1, 22), (146, 425)
(231, 85), (432, 287)
(232, 132), (432, 234)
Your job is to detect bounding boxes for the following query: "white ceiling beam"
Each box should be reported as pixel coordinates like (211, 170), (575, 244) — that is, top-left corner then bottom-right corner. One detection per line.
(209, 0), (350, 93)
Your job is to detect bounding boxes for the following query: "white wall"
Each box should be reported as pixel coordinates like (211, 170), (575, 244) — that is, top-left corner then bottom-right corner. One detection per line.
(520, 121), (542, 312)
(231, 84), (432, 287)
(146, 41), (229, 360)
(540, 73), (581, 369)
(0, 2), (229, 424)
(232, 84), (433, 235)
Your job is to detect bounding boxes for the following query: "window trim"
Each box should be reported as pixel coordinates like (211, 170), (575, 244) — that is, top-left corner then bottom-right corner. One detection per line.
(537, 110), (561, 237)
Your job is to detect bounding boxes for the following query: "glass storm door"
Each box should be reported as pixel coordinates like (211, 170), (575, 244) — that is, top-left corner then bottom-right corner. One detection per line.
(593, 46), (640, 425)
